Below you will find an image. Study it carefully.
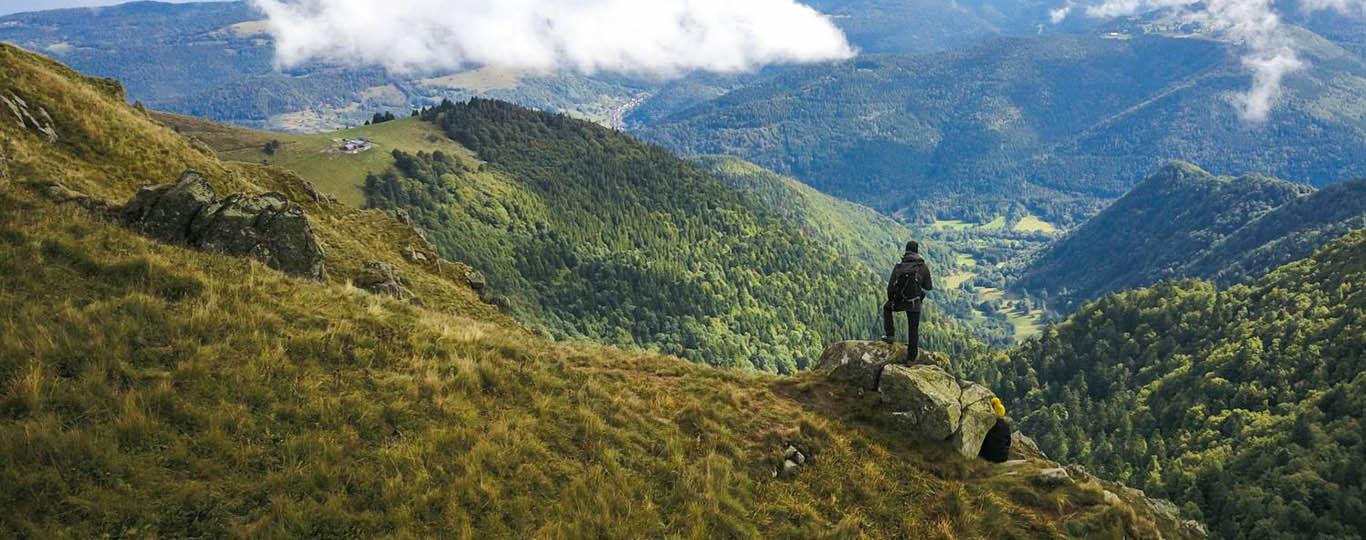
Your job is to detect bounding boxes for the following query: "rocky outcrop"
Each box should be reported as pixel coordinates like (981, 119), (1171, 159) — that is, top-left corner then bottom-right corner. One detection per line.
(2, 90), (58, 142)
(814, 341), (1205, 537)
(814, 341), (998, 457)
(1010, 431), (1047, 460)
(121, 171), (325, 280)
(813, 340), (940, 391)
(814, 341), (901, 390)
(356, 261), (413, 300)
(878, 363), (999, 457)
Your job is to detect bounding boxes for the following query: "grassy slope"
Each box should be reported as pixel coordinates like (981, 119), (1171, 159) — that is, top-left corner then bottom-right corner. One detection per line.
(0, 44), (1194, 538)
(153, 112), (476, 207)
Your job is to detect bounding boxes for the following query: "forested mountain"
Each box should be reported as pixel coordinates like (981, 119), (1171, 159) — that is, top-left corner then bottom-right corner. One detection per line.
(0, 42), (1199, 539)
(966, 230), (1366, 539)
(801, 0), (1059, 55)
(1017, 162), (1366, 309)
(697, 156), (1027, 345)
(0, 0), (1062, 133)
(360, 98), (998, 372)
(632, 32), (1366, 225)
(1015, 162), (1312, 308)
(1187, 176), (1366, 285)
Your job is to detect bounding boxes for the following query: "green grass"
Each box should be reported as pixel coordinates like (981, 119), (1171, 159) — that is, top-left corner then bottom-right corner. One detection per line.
(933, 219), (977, 231)
(974, 288), (1044, 342)
(1013, 214), (1057, 234)
(943, 272), (976, 289)
(979, 215), (1007, 231)
(156, 113), (475, 207)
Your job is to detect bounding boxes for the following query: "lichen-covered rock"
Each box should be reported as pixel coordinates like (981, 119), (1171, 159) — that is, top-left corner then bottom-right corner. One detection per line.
(123, 171), (216, 243)
(1010, 431), (1047, 460)
(878, 364), (999, 457)
(121, 170), (325, 280)
(814, 340), (904, 389)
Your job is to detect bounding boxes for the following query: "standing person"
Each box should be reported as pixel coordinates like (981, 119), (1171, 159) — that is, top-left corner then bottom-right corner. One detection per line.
(881, 240), (933, 363)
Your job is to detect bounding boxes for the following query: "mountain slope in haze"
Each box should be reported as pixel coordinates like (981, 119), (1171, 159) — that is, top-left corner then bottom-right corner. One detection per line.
(633, 32), (1366, 225)
(0, 43), (1199, 539)
(1015, 162), (1313, 308)
(968, 230), (1366, 539)
(1017, 162), (1366, 309)
(0, 1), (653, 130)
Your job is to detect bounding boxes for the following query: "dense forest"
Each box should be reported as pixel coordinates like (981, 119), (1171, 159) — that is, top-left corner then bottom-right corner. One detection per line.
(966, 230), (1366, 539)
(698, 156), (1044, 347)
(1015, 162), (1312, 309)
(1187, 176), (1366, 286)
(363, 99), (989, 371)
(632, 33), (1366, 225)
(1017, 162), (1366, 311)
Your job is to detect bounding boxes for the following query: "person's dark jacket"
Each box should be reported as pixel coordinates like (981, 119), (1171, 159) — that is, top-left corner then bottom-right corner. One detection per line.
(979, 419), (1012, 463)
(886, 251), (933, 312)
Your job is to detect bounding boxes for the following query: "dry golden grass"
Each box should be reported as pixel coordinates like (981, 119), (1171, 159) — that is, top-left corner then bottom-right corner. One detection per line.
(0, 188), (1169, 538)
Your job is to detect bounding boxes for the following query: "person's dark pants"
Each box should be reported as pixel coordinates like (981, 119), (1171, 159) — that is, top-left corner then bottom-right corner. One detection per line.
(882, 301), (922, 363)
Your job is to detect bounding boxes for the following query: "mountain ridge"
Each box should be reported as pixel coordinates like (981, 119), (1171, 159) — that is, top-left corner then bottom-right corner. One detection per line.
(1017, 161), (1366, 309)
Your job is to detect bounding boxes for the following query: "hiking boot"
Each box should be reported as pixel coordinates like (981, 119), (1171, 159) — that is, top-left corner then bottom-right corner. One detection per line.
(879, 335), (895, 344)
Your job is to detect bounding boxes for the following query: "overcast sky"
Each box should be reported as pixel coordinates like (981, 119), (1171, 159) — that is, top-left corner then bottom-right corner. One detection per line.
(0, 0), (228, 17)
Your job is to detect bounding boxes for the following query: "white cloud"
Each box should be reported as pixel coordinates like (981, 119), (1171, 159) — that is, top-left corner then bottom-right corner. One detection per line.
(249, 0), (855, 77)
(1050, 3), (1074, 23)
(1075, 0), (1363, 121)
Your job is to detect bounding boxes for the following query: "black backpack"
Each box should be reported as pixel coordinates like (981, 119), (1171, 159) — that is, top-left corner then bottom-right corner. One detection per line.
(889, 261), (924, 304)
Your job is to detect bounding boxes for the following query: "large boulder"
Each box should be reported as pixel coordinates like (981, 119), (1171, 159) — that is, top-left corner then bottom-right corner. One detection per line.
(121, 171), (325, 280)
(815, 340), (943, 390)
(123, 171), (216, 243)
(814, 341), (905, 390)
(878, 364), (999, 457)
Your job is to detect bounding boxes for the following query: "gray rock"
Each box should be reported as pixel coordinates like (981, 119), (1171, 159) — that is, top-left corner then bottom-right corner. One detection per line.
(878, 364), (999, 457)
(401, 245), (428, 264)
(1034, 467), (1072, 488)
(465, 269), (487, 292)
(120, 171), (326, 280)
(814, 340), (904, 390)
(1009, 431), (1048, 460)
(356, 260), (412, 299)
(123, 171), (216, 243)
(784, 445), (806, 465)
(780, 459), (800, 479)
(1064, 464), (1098, 484)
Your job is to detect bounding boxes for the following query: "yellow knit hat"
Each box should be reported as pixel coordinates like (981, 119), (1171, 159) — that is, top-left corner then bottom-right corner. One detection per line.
(991, 397), (1006, 418)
